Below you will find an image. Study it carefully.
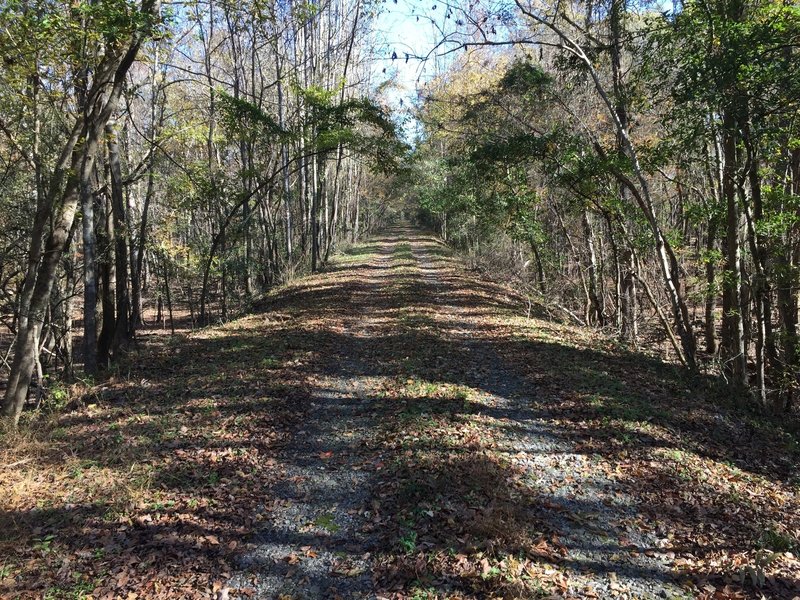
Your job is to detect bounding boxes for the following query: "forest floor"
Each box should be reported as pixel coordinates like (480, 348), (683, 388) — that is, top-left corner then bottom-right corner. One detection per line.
(2, 227), (800, 600)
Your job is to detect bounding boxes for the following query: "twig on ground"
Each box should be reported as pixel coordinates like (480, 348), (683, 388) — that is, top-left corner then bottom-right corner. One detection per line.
(1, 457), (33, 470)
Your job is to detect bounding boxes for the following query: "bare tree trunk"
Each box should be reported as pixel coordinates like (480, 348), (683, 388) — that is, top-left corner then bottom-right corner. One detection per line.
(276, 54), (294, 276)
(720, 111), (747, 388)
(704, 220), (718, 354)
(529, 236), (546, 293)
(312, 152), (321, 272)
(620, 248), (637, 344)
(107, 120), (130, 355)
(162, 254), (175, 335)
(198, 0), (216, 324)
(130, 48), (164, 330)
(97, 188), (115, 369)
(81, 149), (99, 376)
(352, 184), (360, 243)
(583, 210), (604, 326)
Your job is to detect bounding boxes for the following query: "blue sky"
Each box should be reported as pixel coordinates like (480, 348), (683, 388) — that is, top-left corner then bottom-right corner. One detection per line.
(370, 0), (456, 140)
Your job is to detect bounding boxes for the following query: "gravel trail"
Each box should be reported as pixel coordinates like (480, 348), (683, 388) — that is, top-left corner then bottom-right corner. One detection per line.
(227, 248), (399, 599)
(410, 240), (687, 600)
(228, 229), (686, 599)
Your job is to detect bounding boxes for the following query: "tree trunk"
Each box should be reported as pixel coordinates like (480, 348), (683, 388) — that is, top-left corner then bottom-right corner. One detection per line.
(529, 236), (546, 293)
(704, 220), (718, 354)
(2, 1), (157, 426)
(276, 54), (294, 276)
(97, 189), (115, 369)
(130, 47), (164, 331)
(712, 0), (750, 391)
(583, 210), (604, 326)
(620, 248), (637, 344)
(312, 151), (321, 272)
(720, 111), (747, 388)
(81, 150), (99, 376)
(107, 120), (130, 355)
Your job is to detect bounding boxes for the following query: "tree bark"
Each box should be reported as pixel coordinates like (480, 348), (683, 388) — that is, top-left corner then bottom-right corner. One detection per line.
(97, 188), (115, 369)
(80, 148), (99, 376)
(582, 210), (604, 326)
(704, 220), (718, 354)
(107, 120), (131, 355)
(2, 0), (158, 426)
(720, 110), (747, 388)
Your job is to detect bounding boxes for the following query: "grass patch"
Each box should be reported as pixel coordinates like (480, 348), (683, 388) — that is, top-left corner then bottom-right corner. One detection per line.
(313, 513), (341, 533)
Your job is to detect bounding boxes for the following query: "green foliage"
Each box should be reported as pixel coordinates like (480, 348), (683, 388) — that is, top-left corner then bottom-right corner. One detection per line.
(313, 513), (341, 533)
(292, 0), (320, 22)
(299, 86), (407, 172)
(497, 60), (552, 97)
(471, 133), (551, 164)
(654, 0), (800, 145)
(0, 0), (160, 68)
(398, 530), (417, 554)
(33, 534), (56, 555)
(218, 91), (285, 142)
(758, 527), (797, 552)
(71, 0), (158, 43)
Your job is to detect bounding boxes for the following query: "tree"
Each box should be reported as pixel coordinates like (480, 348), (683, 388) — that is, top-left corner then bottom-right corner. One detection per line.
(2, 0), (162, 426)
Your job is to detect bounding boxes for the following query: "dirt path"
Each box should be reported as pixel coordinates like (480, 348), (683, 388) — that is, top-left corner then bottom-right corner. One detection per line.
(408, 241), (686, 599)
(3, 227), (798, 599)
(226, 229), (687, 598)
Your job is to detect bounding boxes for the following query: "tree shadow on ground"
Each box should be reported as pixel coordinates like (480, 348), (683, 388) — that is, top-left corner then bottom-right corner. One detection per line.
(3, 228), (798, 598)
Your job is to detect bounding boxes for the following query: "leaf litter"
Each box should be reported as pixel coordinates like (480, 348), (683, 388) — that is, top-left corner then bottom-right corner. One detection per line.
(1, 228), (798, 599)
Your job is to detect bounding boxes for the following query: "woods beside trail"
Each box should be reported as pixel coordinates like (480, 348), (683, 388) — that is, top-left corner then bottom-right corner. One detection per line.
(1, 230), (799, 599)
(2, 0), (800, 597)
(2, 0), (800, 428)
